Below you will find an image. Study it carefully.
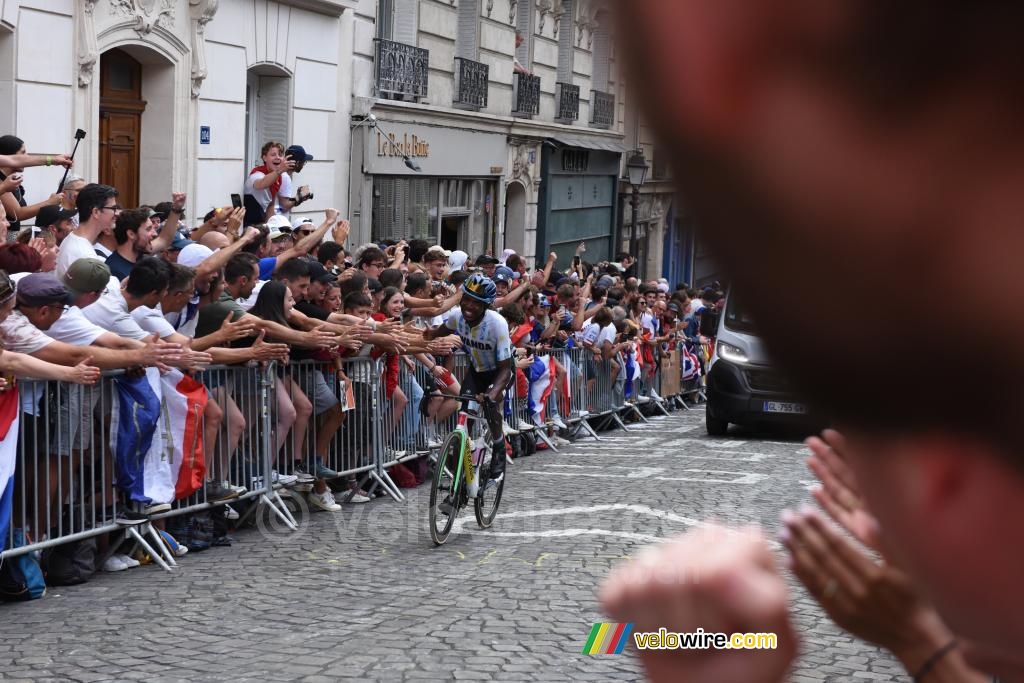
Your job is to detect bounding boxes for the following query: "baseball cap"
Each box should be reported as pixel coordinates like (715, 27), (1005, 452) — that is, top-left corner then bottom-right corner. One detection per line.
(494, 265), (515, 281)
(291, 216), (314, 231)
(35, 204), (77, 229)
(269, 229), (292, 242)
(285, 145), (314, 162)
(493, 272), (511, 285)
(537, 294), (552, 307)
(171, 232), (193, 250)
(266, 215), (292, 231)
(178, 243), (214, 269)
(449, 250), (469, 271)
(424, 245), (451, 261)
(307, 261), (335, 285)
(16, 273), (74, 307)
(475, 254), (499, 266)
(61, 260), (112, 298)
(597, 275), (615, 289)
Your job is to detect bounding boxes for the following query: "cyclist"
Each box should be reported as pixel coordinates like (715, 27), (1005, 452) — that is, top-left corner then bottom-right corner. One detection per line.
(423, 272), (512, 482)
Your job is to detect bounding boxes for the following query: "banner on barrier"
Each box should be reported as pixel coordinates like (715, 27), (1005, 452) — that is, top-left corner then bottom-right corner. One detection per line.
(661, 350), (681, 396)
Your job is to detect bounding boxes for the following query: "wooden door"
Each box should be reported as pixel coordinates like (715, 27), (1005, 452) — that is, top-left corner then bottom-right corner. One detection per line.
(99, 49), (146, 208)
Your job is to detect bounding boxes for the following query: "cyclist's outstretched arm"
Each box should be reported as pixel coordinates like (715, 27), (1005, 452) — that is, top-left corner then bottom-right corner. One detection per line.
(423, 324), (455, 341)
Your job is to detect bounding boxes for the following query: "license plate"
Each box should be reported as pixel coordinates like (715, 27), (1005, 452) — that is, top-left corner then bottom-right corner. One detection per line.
(763, 401), (807, 415)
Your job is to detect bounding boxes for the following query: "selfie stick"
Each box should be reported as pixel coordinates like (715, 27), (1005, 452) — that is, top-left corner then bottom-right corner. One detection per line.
(57, 129), (87, 193)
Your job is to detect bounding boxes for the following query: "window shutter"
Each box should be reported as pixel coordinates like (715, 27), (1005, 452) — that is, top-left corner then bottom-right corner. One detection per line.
(591, 15), (610, 91)
(257, 76), (290, 148)
(515, 0), (532, 67)
(392, 0), (418, 45)
(456, 0), (480, 60)
(556, 0), (575, 83)
(377, 0), (394, 40)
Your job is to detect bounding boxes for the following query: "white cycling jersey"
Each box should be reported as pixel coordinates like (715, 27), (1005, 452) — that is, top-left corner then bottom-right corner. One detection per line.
(446, 308), (512, 373)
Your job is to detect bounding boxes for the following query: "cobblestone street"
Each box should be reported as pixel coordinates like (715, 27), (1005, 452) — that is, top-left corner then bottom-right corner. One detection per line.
(0, 411), (907, 682)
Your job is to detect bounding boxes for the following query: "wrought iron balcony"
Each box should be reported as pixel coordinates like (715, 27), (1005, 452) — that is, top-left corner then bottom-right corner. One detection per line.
(512, 72), (541, 118)
(590, 90), (615, 129)
(375, 38), (429, 100)
(453, 57), (489, 109)
(555, 81), (580, 122)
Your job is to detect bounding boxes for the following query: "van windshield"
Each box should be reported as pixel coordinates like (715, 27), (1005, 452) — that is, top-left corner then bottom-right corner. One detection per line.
(723, 296), (757, 334)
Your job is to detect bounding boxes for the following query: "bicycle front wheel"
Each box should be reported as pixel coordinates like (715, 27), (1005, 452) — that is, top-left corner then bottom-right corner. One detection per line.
(474, 442), (505, 529)
(429, 431), (463, 545)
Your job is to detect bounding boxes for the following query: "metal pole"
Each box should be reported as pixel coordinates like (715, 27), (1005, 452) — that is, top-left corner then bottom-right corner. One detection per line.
(629, 185), (640, 266)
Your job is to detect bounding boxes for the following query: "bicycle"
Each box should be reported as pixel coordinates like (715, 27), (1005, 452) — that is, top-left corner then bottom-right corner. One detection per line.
(428, 394), (506, 545)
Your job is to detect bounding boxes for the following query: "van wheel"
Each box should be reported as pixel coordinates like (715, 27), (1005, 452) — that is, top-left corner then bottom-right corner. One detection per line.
(706, 414), (729, 436)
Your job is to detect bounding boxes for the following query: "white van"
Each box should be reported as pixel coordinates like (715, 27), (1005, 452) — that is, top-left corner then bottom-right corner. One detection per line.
(703, 294), (819, 436)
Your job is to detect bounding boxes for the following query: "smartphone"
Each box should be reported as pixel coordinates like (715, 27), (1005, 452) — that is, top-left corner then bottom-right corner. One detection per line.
(231, 193), (242, 209)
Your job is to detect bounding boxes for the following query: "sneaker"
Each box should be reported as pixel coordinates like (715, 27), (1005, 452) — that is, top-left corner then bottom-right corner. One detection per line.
(552, 435), (571, 447)
(223, 504), (239, 521)
(650, 389), (662, 401)
(309, 489), (342, 512)
(205, 481), (240, 503)
(102, 555), (130, 572)
(336, 489), (371, 504)
(313, 458), (340, 479)
(227, 482), (247, 495)
(550, 414), (568, 430)
(438, 495), (454, 515)
(291, 464), (317, 485)
(116, 507), (147, 525)
(517, 420), (534, 431)
(502, 421), (518, 436)
(144, 502), (171, 515)
(271, 470), (299, 487)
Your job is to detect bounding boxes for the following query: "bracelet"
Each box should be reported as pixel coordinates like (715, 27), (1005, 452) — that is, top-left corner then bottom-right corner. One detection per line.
(45, 155), (52, 167)
(913, 639), (958, 682)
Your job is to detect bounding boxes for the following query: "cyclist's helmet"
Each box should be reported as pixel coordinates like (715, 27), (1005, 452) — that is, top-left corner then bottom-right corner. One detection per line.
(462, 272), (497, 305)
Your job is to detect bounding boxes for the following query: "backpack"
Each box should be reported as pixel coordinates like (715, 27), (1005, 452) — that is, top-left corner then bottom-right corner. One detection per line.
(390, 462), (419, 489)
(0, 530), (47, 601)
(41, 538), (96, 587)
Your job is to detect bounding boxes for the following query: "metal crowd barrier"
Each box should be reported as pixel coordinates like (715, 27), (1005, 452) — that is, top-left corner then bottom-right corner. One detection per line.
(1, 343), (688, 570)
(0, 364), (295, 569)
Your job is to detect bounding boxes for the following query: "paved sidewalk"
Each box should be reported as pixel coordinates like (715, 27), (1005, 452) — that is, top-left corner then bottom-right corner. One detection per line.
(0, 410), (907, 682)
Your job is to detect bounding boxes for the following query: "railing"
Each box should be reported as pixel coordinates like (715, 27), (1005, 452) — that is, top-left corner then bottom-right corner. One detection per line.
(512, 72), (541, 117)
(1, 348), (697, 573)
(453, 57), (489, 109)
(590, 89), (615, 129)
(375, 38), (429, 100)
(555, 81), (580, 122)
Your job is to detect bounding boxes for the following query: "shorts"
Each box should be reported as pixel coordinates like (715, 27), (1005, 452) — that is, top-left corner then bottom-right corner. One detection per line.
(51, 384), (102, 456)
(461, 368), (512, 405)
(295, 367), (340, 417)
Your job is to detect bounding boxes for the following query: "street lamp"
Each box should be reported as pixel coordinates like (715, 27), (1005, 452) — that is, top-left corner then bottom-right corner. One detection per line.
(626, 148), (649, 265)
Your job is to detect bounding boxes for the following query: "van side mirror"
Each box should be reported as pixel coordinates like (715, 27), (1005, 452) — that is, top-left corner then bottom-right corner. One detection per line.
(699, 308), (720, 337)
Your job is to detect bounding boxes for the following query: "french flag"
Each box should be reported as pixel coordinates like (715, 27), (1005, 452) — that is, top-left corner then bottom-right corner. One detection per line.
(527, 355), (551, 419)
(0, 388), (20, 550)
(160, 370), (208, 500)
(110, 369), (173, 505)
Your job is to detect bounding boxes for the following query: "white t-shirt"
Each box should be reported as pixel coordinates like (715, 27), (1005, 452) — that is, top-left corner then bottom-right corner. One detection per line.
(47, 306), (107, 346)
(244, 170), (288, 216)
(93, 242), (113, 259)
(640, 311), (658, 337)
(238, 280), (265, 311)
(82, 288), (149, 341)
(595, 323), (617, 351)
(131, 304), (176, 340)
(580, 321), (600, 346)
(56, 233), (102, 280)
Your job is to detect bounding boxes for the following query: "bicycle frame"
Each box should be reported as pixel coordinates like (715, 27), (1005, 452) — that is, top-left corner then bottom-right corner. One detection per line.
(451, 410), (488, 500)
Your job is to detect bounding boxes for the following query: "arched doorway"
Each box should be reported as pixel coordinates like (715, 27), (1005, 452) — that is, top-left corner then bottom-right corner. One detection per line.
(504, 181), (526, 255)
(99, 48), (145, 207)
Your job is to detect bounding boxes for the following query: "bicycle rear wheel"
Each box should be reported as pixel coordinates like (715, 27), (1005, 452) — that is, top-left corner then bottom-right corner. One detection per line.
(474, 441), (505, 529)
(429, 431), (463, 545)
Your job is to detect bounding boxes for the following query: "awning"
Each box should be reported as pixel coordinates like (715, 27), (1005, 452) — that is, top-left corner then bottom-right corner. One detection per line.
(547, 134), (627, 154)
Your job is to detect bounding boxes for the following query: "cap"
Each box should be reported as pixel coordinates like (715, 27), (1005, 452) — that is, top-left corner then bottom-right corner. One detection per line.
(667, 302), (682, 314)
(596, 275), (615, 289)
(61, 259), (111, 298)
(493, 272), (511, 285)
(537, 294), (551, 307)
(494, 265), (515, 281)
(448, 250), (469, 271)
(268, 229), (292, 242)
(35, 204), (77, 229)
(424, 245), (451, 261)
(657, 282), (670, 293)
(171, 232), (193, 250)
(266, 215), (292, 231)
(475, 254), (499, 266)
(16, 273), (73, 307)
(178, 243), (214, 269)
(291, 216), (315, 231)
(307, 262), (335, 285)
(285, 145), (314, 162)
